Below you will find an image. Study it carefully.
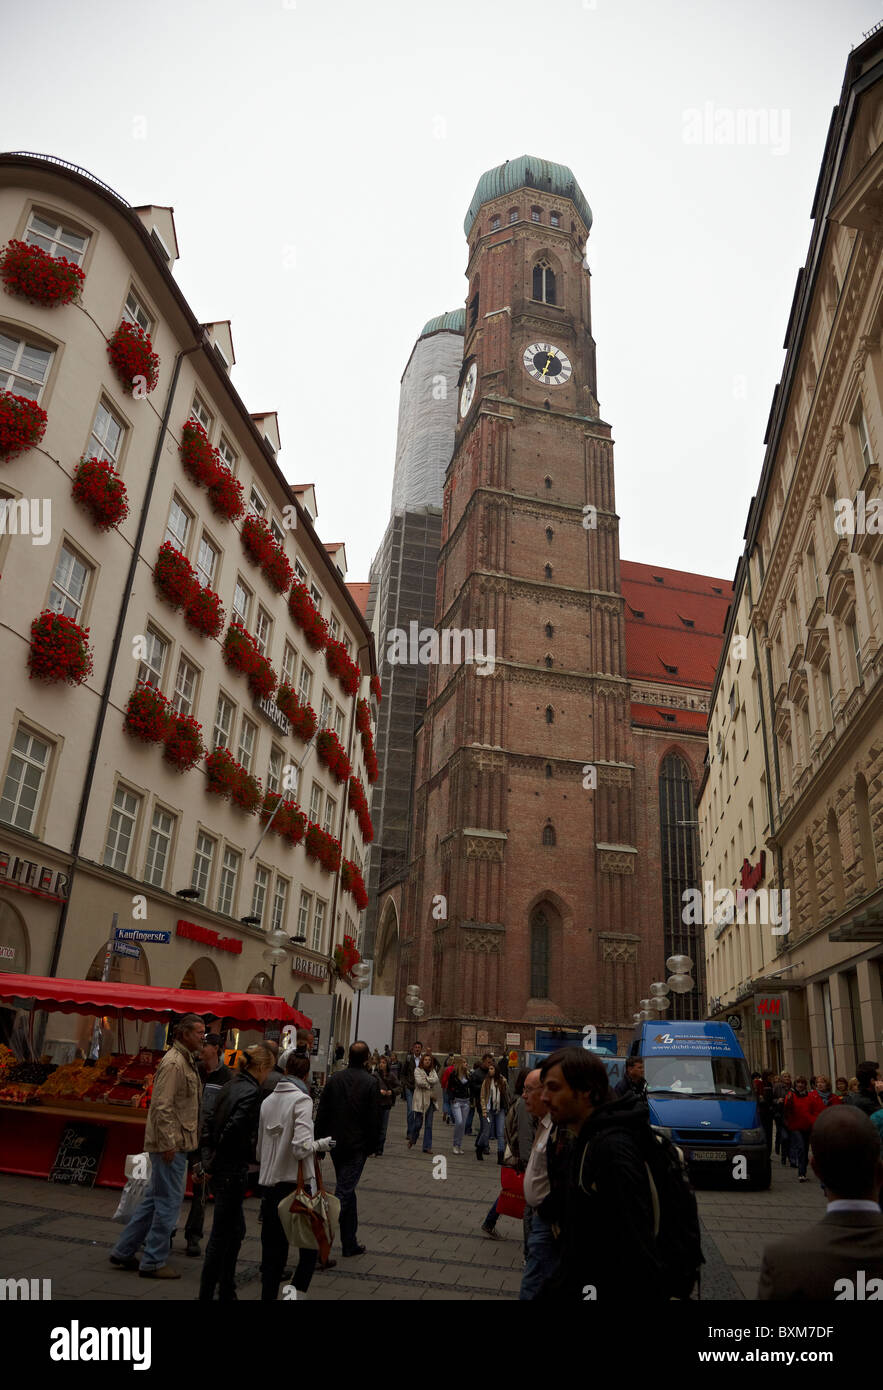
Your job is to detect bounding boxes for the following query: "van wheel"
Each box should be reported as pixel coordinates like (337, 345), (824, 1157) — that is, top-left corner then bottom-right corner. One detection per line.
(749, 1162), (771, 1190)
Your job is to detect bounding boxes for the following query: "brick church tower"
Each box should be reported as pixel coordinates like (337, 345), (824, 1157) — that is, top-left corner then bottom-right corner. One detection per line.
(396, 158), (643, 1056)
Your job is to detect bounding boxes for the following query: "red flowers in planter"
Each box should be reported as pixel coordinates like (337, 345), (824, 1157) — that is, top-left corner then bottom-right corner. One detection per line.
(263, 545), (294, 594)
(304, 823), (341, 874)
(333, 932), (361, 977)
(72, 457), (129, 531)
(360, 724), (379, 784)
(231, 769), (263, 813)
(261, 792), (307, 846)
(107, 320), (159, 395)
(370, 674), (382, 703)
(356, 698), (371, 736)
(208, 463), (245, 521)
(316, 728), (351, 783)
(185, 585), (225, 640)
(154, 542), (197, 610)
(325, 639), (360, 698)
(288, 580), (328, 651)
(28, 610), (93, 686)
(204, 747), (263, 812)
(180, 417), (219, 487)
(240, 514), (294, 593)
(163, 714), (204, 772)
(0, 239), (85, 307)
(276, 683), (318, 741)
(348, 775), (374, 844)
(222, 621), (277, 699)
(341, 860), (369, 912)
(0, 391), (48, 461)
(124, 682), (171, 743)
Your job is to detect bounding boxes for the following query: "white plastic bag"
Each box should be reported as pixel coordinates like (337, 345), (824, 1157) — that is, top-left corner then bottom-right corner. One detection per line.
(113, 1152), (150, 1222)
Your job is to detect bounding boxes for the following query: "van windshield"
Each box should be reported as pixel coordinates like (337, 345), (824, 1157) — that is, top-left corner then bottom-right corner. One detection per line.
(644, 1055), (753, 1099)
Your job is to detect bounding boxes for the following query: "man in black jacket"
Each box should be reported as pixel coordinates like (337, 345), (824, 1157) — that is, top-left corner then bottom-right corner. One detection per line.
(613, 1056), (648, 1102)
(538, 1047), (665, 1302)
(467, 1054), (493, 1141)
(847, 1060), (883, 1118)
(184, 1033), (231, 1257)
(315, 1040), (382, 1257)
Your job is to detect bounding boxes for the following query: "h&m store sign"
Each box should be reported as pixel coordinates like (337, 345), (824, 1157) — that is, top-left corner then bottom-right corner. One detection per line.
(0, 849), (69, 902)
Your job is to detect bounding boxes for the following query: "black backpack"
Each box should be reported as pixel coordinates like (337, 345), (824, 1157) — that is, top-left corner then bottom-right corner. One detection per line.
(642, 1130), (705, 1299)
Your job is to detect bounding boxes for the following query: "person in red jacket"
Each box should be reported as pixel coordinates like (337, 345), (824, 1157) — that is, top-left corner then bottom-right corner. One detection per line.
(810, 1074), (843, 1112)
(784, 1076), (819, 1181)
(441, 1058), (455, 1124)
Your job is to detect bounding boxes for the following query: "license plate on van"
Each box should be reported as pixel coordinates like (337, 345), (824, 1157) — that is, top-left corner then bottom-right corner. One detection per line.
(690, 1149), (728, 1161)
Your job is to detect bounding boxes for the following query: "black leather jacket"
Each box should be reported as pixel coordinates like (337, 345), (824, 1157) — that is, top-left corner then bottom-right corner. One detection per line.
(202, 1069), (263, 1173)
(315, 1063), (382, 1157)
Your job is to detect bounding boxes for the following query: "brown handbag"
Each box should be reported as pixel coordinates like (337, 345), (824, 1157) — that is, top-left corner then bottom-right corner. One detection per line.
(277, 1159), (340, 1263)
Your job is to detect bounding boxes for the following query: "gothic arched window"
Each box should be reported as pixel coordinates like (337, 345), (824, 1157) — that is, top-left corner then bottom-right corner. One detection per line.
(542, 823), (556, 846)
(545, 526), (554, 543)
(532, 259), (556, 305)
(544, 655), (553, 668)
(545, 705), (554, 724)
(530, 908), (549, 996)
(544, 563), (553, 579)
(545, 763), (553, 778)
(545, 622), (554, 638)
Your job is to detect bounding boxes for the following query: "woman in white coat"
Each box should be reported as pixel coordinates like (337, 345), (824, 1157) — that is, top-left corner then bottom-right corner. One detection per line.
(407, 1051), (443, 1153)
(257, 1052), (336, 1300)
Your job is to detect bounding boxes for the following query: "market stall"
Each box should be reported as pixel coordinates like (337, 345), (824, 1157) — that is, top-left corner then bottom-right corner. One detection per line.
(0, 974), (310, 1189)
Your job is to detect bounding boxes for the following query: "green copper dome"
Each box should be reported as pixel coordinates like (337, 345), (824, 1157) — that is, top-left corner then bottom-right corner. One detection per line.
(464, 156), (592, 238)
(419, 309), (465, 338)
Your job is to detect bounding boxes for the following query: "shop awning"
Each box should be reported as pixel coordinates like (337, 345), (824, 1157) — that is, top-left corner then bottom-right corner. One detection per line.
(0, 974), (311, 1030)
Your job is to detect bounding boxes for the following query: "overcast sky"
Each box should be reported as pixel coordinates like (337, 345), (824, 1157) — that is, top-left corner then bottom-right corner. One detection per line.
(6, 0), (882, 584)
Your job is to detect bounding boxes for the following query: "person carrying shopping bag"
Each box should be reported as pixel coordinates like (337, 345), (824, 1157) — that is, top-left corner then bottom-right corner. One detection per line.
(257, 1052), (336, 1301)
(407, 1052), (443, 1152)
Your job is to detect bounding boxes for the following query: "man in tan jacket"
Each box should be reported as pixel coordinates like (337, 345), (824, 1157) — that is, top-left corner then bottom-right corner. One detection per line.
(109, 1013), (205, 1279)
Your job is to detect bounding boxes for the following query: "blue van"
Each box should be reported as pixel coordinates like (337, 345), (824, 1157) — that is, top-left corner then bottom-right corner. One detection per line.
(628, 1020), (771, 1189)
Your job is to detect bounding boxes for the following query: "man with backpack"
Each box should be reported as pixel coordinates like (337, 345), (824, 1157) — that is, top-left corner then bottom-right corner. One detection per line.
(536, 1047), (702, 1302)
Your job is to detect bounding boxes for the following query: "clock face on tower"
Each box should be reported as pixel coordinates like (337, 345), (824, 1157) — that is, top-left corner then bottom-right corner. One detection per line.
(459, 361), (477, 418)
(523, 342), (572, 386)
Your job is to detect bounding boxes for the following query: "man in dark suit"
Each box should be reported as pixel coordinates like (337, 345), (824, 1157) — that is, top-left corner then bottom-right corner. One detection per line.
(757, 1105), (883, 1299)
(315, 1040), (382, 1258)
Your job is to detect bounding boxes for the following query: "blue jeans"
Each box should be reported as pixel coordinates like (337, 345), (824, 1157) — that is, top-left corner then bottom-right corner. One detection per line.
(112, 1151), (187, 1272)
(331, 1150), (367, 1253)
(479, 1109), (505, 1152)
(466, 1104), (475, 1136)
(520, 1208), (561, 1300)
(452, 1098), (470, 1147)
(443, 1091), (453, 1121)
(377, 1108), (391, 1153)
(408, 1103), (435, 1151)
(789, 1128), (810, 1177)
(404, 1088), (414, 1126)
(484, 1197), (500, 1229)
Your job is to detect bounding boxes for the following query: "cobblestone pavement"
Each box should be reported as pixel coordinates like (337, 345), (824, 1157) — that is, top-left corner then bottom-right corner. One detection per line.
(0, 1115), (824, 1302)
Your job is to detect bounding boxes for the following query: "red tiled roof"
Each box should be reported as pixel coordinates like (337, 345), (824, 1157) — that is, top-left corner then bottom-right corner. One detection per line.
(621, 559), (732, 689)
(347, 582), (370, 616)
(630, 702), (709, 733)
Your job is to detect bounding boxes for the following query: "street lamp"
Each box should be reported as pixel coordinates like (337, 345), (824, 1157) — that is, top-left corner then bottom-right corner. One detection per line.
(351, 960), (371, 1036)
(262, 926), (289, 992)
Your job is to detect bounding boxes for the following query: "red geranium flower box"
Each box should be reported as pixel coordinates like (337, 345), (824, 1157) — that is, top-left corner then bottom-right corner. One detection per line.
(241, 513), (275, 568)
(304, 823), (341, 874)
(180, 417), (219, 488)
(370, 674), (382, 703)
(356, 698), (371, 736)
(0, 391), (48, 461)
(348, 775), (374, 844)
(107, 320), (159, 395)
(263, 544), (294, 594)
(0, 239), (85, 307)
(205, 747), (242, 800)
(221, 621), (277, 700)
(154, 542), (197, 610)
(341, 860), (369, 912)
(261, 792), (307, 846)
(207, 463), (244, 521)
(276, 683), (318, 741)
(316, 728), (351, 783)
(360, 726), (379, 783)
(231, 769), (263, 814)
(124, 682), (171, 743)
(288, 580), (328, 651)
(163, 714), (204, 772)
(72, 456), (129, 532)
(248, 650), (276, 700)
(185, 584), (225, 640)
(325, 639), (360, 698)
(333, 932), (361, 977)
(28, 610), (93, 686)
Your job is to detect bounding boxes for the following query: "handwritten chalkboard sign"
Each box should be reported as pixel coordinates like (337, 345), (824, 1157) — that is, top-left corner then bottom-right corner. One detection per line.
(48, 1123), (107, 1186)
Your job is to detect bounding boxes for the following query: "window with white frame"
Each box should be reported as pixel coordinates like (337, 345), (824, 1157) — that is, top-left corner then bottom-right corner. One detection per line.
(251, 864), (270, 923)
(165, 496), (191, 552)
(271, 875), (289, 932)
(311, 898), (326, 953)
(255, 606), (271, 656)
(213, 693), (234, 750)
(144, 807), (175, 888)
(0, 727), (50, 832)
(294, 559), (307, 583)
(191, 831), (216, 904)
(89, 400), (124, 465)
(268, 745), (283, 794)
(281, 642), (296, 686)
(270, 518), (285, 546)
(323, 793), (336, 834)
(217, 846), (241, 916)
(218, 435), (237, 470)
(137, 628), (168, 688)
(196, 535), (218, 589)
(286, 763), (299, 801)
(191, 395), (212, 432)
(25, 211), (89, 265)
(48, 543), (89, 622)
(309, 781), (322, 823)
(249, 486), (267, 518)
(0, 331), (53, 401)
(173, 654), (198, 716)
(848, 620), (864, 686)
(297, 890), (312, 940)
(238, 716), (257, 773)
(104, 785), (141, 873)
(328, 614), (340, 642)
(342, 634), (352, 656)
(123, 289), (152, 334)
(232, 578), (251, 627)
(297, 660), (313, 705)
(310, 583), (322, 609)
(334, 707), (345, 740)
(550, 211), (561, 227)
(319, 689), (333, 728)
(856, 404), (874, 474)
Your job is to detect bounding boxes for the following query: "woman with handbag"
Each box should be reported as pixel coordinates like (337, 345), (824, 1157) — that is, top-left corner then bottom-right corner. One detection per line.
(407, 1052), (443, 1152)
(257, 1052), (337, 1301)
(478, 1061), (510, 1163)
(375, 1056), (399, 1155)
(198, 1043), (275, 1301)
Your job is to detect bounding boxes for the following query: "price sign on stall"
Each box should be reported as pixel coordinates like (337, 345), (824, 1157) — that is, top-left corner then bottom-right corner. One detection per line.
(49, 1123), (106, 1187)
